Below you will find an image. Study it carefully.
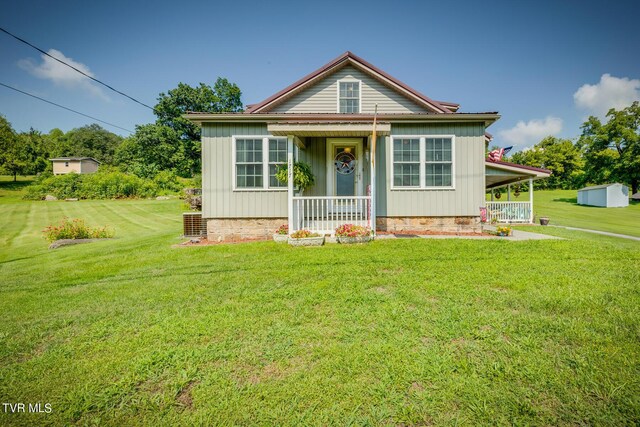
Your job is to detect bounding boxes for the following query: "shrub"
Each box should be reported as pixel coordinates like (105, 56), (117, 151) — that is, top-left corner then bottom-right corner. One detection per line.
(290, 229), (320, 238)
(42, 217), (115, 243)
(335, 224), (371, 238)
(275, 224), (288, 235)
(23, 169), (181, 200)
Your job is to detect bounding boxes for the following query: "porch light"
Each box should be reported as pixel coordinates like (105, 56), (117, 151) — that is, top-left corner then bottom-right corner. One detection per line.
(344, 147), (352, 153)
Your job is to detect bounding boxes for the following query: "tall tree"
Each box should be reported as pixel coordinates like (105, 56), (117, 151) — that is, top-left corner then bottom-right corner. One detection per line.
(510, 137), (585, 189)
(62, 124), (124, 164)
(114, 124), (189, 178)
(0, 116), (29, 181)
(153, 78), (243, 175)
(578, 102), (640, 194)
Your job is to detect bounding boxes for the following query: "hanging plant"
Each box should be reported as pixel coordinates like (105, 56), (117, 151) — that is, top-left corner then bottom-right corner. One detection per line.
(494, 190), (502, 199)
(275, 161), (316, 191)
(514, 184), (521, 198)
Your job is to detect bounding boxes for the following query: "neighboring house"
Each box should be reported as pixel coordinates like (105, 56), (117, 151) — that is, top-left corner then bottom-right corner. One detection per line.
(50, 157), (100, 175)
(186, 52), (550, 242)
(577, 183), (629, 208)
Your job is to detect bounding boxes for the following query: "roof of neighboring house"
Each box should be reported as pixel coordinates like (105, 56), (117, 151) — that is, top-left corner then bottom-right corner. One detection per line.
(578, 183), (625, 191)
(245, 51), (456, 114)
(49, 157), (100, 163)
(485, 160), (551, 175)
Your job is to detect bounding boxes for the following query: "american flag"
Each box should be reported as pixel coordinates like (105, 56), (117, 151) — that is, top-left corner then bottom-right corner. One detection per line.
(487, 146), (513, 162)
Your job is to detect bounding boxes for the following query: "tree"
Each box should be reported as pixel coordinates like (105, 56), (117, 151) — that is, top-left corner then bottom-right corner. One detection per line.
(578, 102), (640, 194)
(114, 124), (189, 178)
(62, 124), (124, 164)
(510, 136), (585, 189)
(153, 78), (243, 175)
(0, 116), (29, 181)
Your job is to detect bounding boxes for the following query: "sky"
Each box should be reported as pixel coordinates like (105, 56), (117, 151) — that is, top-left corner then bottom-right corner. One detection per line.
(1, 0), (639, 151)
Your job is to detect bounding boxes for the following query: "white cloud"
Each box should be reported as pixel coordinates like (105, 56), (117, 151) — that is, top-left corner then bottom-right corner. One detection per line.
(574, 74), (640, 118)
(18, 49), (109, 100)
(498, 116), (563, 148)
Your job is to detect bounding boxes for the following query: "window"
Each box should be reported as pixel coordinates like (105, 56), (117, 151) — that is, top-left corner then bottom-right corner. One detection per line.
(233, 136), (288, 190)
(425, 138), (453, 187)
(393, 138), (420, 187)
(391, 136), (454, 189)
(64, 162), (69, 167)
(338, 80), (360, 113)
(268, 138), (287, 188)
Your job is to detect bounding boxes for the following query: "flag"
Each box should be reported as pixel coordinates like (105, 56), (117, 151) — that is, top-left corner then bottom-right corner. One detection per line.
(487, 146), (513, 162)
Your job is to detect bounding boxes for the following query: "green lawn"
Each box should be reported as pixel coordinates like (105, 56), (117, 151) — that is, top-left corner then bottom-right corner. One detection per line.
(490, 188), (640, 237)
(1, 178), (639, 426)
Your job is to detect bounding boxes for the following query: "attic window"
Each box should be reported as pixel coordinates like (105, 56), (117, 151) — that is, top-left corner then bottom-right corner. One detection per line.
(338, 80), (360, 113)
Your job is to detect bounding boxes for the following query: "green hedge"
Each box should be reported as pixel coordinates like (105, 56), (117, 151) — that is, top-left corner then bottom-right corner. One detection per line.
(24, 170), (181, 200)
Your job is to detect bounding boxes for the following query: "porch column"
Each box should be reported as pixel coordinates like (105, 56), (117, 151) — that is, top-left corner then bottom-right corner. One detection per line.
(370, 135), (376, 234)
(507, 184), (511, 201)
(529, 177), (534, 223)
(287, 135), (294, 233)
(491, 190), (494, 201)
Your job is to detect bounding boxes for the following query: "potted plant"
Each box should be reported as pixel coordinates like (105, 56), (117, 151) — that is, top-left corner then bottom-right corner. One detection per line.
(495, 225), (512, 237)
(288, 229), (324, 246)
(273, 224), (288, 242)
(335, 224), (372, 244)
(539, 216), (550, 226)
(275, 161), (315, 195)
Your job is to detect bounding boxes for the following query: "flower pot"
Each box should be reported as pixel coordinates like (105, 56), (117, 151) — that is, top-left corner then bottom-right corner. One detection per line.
(337, 235), (372, 244)
(288, 236), (324, 247)
(273, 234), (288, 243)
(539, 217), (550, 226)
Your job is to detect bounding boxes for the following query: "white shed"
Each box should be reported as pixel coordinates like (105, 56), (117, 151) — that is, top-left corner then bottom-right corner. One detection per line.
(577, 183), (629, 207)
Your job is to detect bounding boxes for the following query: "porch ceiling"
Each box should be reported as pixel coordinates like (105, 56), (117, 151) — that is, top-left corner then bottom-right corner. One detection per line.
(485, 161), (551, 189)
(268, 122), (391, 137)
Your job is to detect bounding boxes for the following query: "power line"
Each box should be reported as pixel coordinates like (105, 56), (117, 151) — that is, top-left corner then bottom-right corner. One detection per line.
(0, 26), (154, 110)
(0, 82), (134, 133)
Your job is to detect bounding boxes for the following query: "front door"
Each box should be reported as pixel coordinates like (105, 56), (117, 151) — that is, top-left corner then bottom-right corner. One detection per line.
(327, 138), (363, 197)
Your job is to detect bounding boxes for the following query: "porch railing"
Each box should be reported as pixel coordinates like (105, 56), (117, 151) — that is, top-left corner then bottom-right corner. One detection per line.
(486, 201), (532, 223)
(292, 196), (372, 235)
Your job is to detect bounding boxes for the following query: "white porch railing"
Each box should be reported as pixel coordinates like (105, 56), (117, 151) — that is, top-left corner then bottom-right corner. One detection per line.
(486, 201), (532, 223)
(292, 196), (372, 235)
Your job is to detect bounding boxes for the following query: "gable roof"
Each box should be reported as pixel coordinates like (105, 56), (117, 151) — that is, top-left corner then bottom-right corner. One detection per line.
(50, 157), (100, 163)
(246, 51), (454, 114)
(578, 183), (626, 191)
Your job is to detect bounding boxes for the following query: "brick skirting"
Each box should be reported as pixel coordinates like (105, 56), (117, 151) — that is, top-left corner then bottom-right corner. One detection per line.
(376, 216), (481, 233)
(207, 218), (286, 242)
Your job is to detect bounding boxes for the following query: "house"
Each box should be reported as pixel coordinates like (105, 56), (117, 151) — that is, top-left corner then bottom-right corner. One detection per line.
(186, 52), (550, 242)
(577, 183), (629, 207)
(50, 157), (100, 175)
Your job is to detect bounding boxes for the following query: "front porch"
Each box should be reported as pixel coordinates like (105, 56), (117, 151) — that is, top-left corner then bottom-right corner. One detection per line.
(271, 122), (386, 236)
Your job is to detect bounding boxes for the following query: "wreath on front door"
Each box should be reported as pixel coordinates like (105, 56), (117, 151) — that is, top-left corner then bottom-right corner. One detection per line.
(334, 151), (356, 175)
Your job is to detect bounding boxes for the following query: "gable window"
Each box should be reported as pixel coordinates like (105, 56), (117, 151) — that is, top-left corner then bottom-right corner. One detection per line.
(391, 136), (455, 189)
(233, 136), (287, 190)
(338, 80), (360, 113)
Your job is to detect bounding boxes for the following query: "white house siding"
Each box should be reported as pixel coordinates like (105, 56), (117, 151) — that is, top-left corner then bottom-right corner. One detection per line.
(269, 65), (431, 114)
(377, 123), (486, 217)
(201, 123), (287, 218)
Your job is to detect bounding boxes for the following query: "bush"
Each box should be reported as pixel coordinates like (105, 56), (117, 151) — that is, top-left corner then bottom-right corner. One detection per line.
(275, 224), (288, 235)
(42, 217), (114, 243)
(23, 169), (181, 200)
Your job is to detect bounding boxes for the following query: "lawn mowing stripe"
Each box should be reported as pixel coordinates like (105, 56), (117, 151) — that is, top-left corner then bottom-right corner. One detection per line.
(127, 202), (182, 223)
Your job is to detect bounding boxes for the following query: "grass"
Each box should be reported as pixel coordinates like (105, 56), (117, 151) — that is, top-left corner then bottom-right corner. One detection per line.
(1, 177), (639, 425)
(489, 188), (640, 237)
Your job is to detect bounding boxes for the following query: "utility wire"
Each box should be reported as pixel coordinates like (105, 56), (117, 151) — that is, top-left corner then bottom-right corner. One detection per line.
(0, 82), (134, 133)
(0, 26), (154, 110)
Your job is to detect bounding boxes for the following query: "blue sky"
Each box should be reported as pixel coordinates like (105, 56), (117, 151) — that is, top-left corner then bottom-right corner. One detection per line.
(1, 0), (639, 150)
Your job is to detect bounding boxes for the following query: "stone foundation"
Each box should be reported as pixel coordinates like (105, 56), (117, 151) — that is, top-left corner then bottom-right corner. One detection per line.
(207, 218), (287, 242)
(376, 216), (482, 233)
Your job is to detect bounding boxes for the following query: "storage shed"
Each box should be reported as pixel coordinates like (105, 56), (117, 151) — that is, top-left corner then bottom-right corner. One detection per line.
(577, 183), (629, 207)
(50, 157), (100, 175)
